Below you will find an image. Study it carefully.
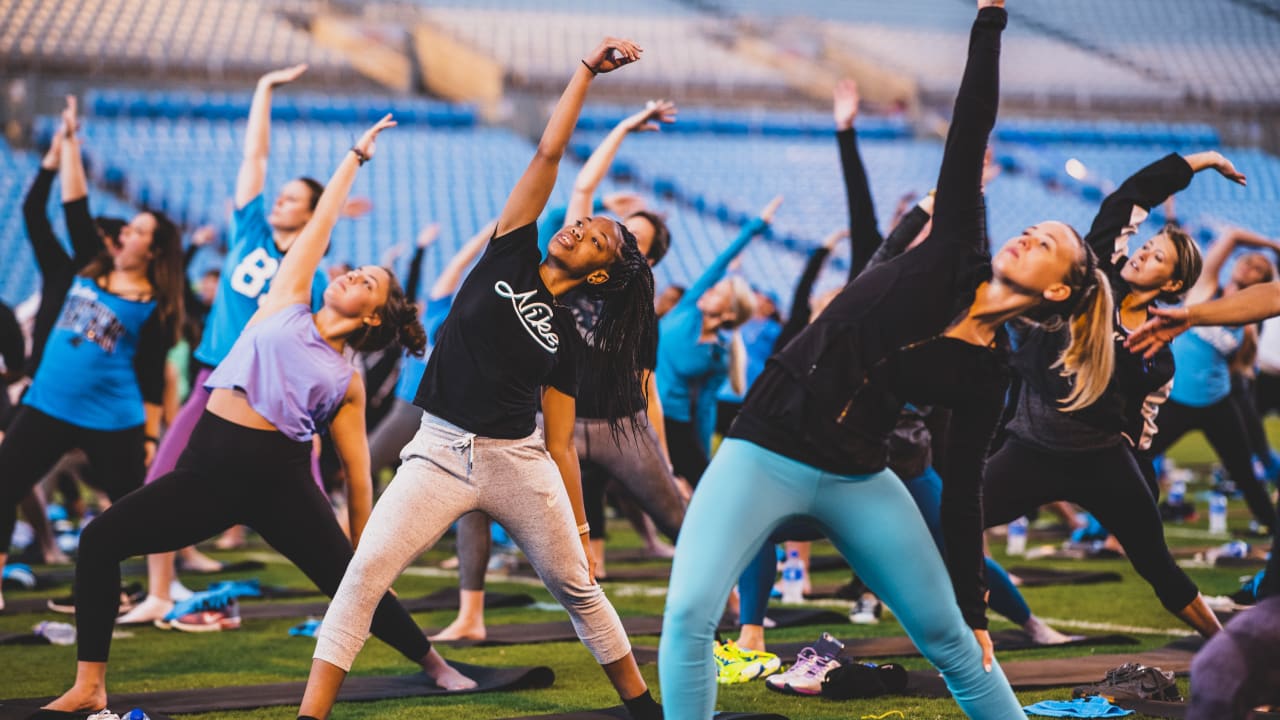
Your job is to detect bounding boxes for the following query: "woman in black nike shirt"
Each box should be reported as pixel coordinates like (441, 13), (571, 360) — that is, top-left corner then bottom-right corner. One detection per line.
(298, 37), (663, 720)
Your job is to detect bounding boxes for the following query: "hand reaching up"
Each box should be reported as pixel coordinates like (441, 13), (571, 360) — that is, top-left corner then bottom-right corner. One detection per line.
(760, 195), (784, 224)
(258, 63), (308, 89)
(833, 79), (860, 131)
(353, 114), (397, 162)
(582, 37), (643, 74)
(624, 99), (678, 133)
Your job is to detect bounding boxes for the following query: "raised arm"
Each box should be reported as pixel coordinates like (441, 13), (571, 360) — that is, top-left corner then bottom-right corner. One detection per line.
(55, 97), (103, 269)
(929, 2), (1006, 251)
(833, 80), (883, 279)
(1086, 151), (1244, 268)
(773, 229), (845, 353)
(866, 193), (935, 271)
(566, 100), (676, 223)
(254, 115), (395, 315)
(402, 223), (439, 303)
(678, 196), (781, 310)
(1128, 283), (1280, 360)
(496, 37), (641, 236)
(1187, 226), (1278, 305)
(24, 130), (71, 276)
(429, 219), (498, 300)
(0, 302), (22, 384)
(235, 64), (307, 209)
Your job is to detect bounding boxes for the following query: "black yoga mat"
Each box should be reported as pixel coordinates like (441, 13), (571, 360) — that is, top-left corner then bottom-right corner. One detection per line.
(29, 560), (266, 587)
(241, 587), (534, 620)
(501, 706), (787, 720)
(596, 566), (672, 582)
(2, 583), (320, 616)
(435, 608), (848, 648)
(631, 629), (1137, 665)
(0, 705), (176, 720)
(1006, 566), (1124, 587)
(2, 662), (554, 715)
(902, 639), (1200, 698)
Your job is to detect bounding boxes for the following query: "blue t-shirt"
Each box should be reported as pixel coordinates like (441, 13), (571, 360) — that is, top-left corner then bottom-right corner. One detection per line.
(194, 195), (328, 367)
(393, 294), (455, 403)
(1169, 325), (1243, 407)
(24, 276), (157, 430)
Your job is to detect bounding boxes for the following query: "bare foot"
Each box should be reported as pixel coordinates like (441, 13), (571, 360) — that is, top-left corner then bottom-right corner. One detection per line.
(116, 595), (174, 625)
(438, 555), (461, 570)
(214, 526), (246, 550)
(422, 648), (478, 691)
(1024, 616), (1084, 645)
(178, 549), (223, 573)
(44, 548), (73, 565)
(42, 684), (107, 712)
(429, 616), (486, 641)
(644, 540), (675, 559)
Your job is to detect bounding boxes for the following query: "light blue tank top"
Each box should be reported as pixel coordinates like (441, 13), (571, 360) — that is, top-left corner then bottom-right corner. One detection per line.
(25, 276), (158, 430)
(1169, 325), (1243, 408)
(205, 304), (354, 441)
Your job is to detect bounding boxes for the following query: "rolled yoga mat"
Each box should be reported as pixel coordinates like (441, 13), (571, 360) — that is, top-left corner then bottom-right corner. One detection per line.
(631, 629), (1138, 665)
(2, 662), (555, 715)
(1005, 566), (1124, 587)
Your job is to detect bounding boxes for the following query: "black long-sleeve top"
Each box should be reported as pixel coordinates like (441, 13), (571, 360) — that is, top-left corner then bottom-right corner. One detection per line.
(0, 301), (22, 383)
(22, 168), (167, 405)
(733, 6), (1008, 630)
(1006, 154), (1189, 453)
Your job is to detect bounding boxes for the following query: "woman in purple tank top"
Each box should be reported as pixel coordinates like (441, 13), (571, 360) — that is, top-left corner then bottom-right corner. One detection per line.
(42, 115), (475, 716)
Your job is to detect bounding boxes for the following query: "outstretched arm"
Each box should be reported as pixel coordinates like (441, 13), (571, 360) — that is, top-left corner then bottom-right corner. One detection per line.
(254, 115), (396, 316)
(773, 229), (845, 353)
(57, 98), (103, 270)
(1128, 282), (1280, 359)
(497, 38), (641, 236)
(1186, 225), (1277, 306)
(867, 193), (935, 271)
(566, 100), (676, 224)
(429, 219), (498, 300)
(833, 79), (883, 279)
(930, 1), (1006, 253)
(402, 223), (439, 303)
(24, 129), (71, 277)
(678, 195), (782, 310)
(235, 64), (307, 209)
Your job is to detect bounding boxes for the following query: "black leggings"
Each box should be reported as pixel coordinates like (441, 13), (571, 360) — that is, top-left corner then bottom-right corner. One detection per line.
(664, 418), (708, 486)
(1148, 397), (1277, 529)
(1255, 370), (1280, 419)
(0, 406), (144, 552)
(983, 436), (1199, 614)
(1230, 373), (1272, 464)
(74, 411), (433, 664)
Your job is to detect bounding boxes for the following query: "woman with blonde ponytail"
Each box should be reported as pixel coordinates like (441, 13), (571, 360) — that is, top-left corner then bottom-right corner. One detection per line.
(984, 149), (1250, 640)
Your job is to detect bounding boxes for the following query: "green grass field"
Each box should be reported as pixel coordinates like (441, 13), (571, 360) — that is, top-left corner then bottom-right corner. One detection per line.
(0, 426), (1273, 719)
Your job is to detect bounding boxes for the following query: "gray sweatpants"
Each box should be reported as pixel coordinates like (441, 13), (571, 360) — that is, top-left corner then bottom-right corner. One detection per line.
(314, 413), (632, 671)
(456, 411), (686, 590)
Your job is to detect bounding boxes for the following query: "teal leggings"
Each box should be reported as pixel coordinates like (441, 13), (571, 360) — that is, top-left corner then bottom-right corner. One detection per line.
(659, 439), (1022, 719)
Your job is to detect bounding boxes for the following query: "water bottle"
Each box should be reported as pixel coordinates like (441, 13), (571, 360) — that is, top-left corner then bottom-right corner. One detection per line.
(125, 708), (152, 720)
(1209, 493), (1229, 535)
(780, 550), (805, 603)
(1006, 516), (1029, 556)
(34, 621), (76, 646)
(1168, 478), (1186, 507)
(1206, 540), (1249, 564)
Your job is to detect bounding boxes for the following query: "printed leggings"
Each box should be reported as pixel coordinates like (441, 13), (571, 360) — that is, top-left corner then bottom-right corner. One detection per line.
(661, 439), (1022, 720)
(74, 411), (432, 663)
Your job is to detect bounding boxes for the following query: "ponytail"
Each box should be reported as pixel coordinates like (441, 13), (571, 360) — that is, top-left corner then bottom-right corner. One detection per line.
(348, 270), (428, 356)
(583, 222), (658, 440)
(1053, 267), (1115, 412)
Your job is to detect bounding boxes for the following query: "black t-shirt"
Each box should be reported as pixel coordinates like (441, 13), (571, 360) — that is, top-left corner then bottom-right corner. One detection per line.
(563, 289), (653, 420)
(416, 222), (582, 438)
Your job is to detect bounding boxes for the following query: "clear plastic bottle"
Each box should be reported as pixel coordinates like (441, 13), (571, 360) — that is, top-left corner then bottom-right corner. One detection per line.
(1208, 493), (1229, 535)
(780, 549), (805, 603)
(1168, 478), (1186, 507)
(1006, 516), (1029, 556)
(34, 621), (76, 646)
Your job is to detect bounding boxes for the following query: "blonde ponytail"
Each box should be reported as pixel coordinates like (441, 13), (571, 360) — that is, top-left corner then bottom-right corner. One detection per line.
(1053, 268), (1115, 412)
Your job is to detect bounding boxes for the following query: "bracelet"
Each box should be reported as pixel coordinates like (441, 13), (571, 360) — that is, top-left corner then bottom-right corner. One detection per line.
(144, 435), (159, 445)
(577, 522), (591, 535)
(350, 146), (369, 166)
(580, 59), (598, 76)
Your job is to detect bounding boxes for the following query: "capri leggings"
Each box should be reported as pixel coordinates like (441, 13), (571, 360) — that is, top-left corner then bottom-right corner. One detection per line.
(737, 466), (1031, 627)
(983, 436), (1199, 614)
(1148, 397), (1277, 529)
(661, 439), (1022, 720)
(73, 411), (433, 664)
(314, 413), (631, 671)
(0, 406), (144, 550)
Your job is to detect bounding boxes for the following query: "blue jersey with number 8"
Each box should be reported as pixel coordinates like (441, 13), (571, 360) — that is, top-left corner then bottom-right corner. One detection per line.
(194, 194), (328, 367)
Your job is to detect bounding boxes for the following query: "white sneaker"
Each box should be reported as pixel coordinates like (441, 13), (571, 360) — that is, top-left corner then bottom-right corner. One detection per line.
(116, 595), (175, 626)
(849, 593), (882, 625)
(87, 711), (122, 720)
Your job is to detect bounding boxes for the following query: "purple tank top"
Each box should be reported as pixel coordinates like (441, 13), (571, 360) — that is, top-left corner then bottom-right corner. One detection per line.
(205, 304), (354, 441)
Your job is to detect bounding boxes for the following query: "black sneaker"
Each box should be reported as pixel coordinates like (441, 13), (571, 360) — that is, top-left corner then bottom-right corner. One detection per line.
(1071, 663), (1182, 702)
(47, 583), (145, 615)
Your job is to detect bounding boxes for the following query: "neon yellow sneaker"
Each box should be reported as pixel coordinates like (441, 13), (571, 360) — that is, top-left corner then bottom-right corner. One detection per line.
(732, 643), (782, 679)
(714, 640), (763, 684)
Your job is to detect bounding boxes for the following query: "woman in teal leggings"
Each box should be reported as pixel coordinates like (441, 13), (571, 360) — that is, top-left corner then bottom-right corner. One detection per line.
(659, 2), (1119, 718)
